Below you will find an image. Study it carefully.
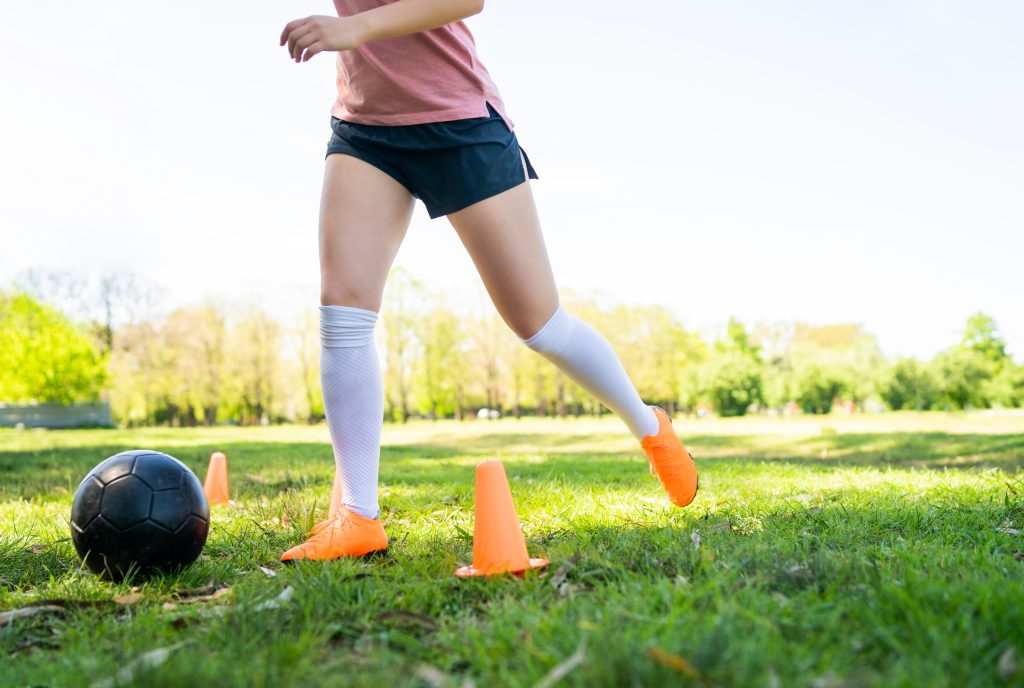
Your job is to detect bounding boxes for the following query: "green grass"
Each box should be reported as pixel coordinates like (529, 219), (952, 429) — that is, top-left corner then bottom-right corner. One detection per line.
(2, 412), (1024, 687)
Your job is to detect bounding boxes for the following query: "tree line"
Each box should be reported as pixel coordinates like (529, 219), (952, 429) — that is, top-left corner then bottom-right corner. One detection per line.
(2, 268), (1022, 425)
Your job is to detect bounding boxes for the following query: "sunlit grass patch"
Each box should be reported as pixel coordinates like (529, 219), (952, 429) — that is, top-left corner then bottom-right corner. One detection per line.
(2, 412), (1023, 686)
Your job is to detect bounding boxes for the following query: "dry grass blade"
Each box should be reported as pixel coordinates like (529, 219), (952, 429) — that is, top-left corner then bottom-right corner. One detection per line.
(172, 581), (217, 598)
(253, 586), (294, 611)
(0, 605), (66, 624)
(174, 587), (231, 605)
(548, 552), (580, 590)
(22, 599), (118, 612)
(375, 610), (439, 631)
(648, 647), (702, 678)
(90, 641), (188, 688)
(999, 647), (1018, 680)
(114, 593), (143, 606)
(649, 647), (718, 686)
(531, 640), (586, 688)
(414, 663), (449, 688)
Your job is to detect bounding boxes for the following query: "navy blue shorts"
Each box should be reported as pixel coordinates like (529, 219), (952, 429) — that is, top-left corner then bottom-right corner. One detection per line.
(325, 101), (539, 219)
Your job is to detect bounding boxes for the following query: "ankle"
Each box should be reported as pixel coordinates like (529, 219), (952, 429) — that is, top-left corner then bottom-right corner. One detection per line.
(344, 503), (380, 520)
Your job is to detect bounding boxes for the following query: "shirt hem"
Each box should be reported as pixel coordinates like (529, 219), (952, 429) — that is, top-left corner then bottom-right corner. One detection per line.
(331, 104), (514, 129)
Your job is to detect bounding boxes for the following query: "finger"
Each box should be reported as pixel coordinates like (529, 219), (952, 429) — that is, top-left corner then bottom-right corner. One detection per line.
(293, 33), (320, 60)
(289, 24), (316, 59)
(301, 42), (325, 62)
(280, 18), (305, 46)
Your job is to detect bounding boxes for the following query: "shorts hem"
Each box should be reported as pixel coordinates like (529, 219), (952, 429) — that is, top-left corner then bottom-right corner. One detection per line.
(429, 173), (538, 220)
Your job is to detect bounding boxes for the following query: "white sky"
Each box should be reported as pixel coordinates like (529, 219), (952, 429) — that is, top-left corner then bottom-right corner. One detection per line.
(2, 1), (1021, 359)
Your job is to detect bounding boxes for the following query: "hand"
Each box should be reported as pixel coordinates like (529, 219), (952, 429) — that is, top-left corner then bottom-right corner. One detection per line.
(280, 15), (364, 63)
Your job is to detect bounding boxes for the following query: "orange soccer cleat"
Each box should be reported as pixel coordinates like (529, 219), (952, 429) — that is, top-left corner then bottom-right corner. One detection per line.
(640, 405), (699, 507)
(280, 505), (387, 562)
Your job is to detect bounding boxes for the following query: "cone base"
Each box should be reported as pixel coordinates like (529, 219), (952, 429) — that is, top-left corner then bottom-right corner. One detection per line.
(454, 557), (549, 578)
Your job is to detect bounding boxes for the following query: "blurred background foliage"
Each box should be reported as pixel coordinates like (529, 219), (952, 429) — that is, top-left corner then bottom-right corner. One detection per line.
(2, 268), (1022, 426)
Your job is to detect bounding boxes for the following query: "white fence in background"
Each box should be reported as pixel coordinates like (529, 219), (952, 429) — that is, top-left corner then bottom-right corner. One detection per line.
(0, 402), (113, 429)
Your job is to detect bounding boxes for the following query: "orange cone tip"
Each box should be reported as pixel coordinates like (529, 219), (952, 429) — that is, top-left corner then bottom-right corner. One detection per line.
(203, 451), (230, 506)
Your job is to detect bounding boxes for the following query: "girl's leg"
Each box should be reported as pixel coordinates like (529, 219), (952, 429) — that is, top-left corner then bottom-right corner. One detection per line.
(319, 154), (415, 519)
(445, 179), (659, 441)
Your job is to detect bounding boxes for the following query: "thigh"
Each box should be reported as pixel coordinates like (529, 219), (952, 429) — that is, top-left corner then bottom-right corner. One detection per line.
(319, 153), (416, 311)
(445, 179), (560, 339)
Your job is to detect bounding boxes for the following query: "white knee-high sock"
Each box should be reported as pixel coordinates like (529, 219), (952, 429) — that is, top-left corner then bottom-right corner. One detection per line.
(320, 305), (383, 519)
(520, 304), (659, 440)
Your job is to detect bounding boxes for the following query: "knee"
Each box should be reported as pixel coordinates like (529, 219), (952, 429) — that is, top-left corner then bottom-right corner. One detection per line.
(519, 303), (573, 355)
(511, 301), (560, 341)
(319, 282), (381, 312)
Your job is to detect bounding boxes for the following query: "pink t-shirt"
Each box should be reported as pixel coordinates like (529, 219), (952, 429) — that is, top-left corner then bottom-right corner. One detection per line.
(330, 0), (514, 129)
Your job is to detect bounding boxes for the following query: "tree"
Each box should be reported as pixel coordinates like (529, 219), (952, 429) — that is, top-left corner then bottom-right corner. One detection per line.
(612, 303), (705, 415)
(985, 362), (1024, 408)
(760, 364), (794, 411)
(795, 366), (845, 414)
(0, 292), (107, 404)
(381, 268), (425, 423)
(93, 273), (164, 354)
(696, 352), (764, 417)
(467, 309), (517, 417)
(931, 347), (994, 410)
(107, 320), (162, 425)
(961, 312), (1008, 366)
(16, 268), (163, 354)
(14, 269), (91, 321)
(225, 309), (283, 425)
(877, 358), (940, 410)
(716, 317), (761, 359)
(163, 304), (227, 425)
(784, 323), (883, 406)
(414, 305), (463, 420)
(294, 308), (324, 423)
(506, 339), (532, 418)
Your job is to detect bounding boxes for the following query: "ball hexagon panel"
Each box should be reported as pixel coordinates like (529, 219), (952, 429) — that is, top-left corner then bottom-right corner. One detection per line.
(132, 454), (186, 491)
(169, 515), (210, 566)
(70, 476), (105, 532)
(89, 521), (167, 579)
(181, 471), (211, 521)
(150, 488), (193, 531)
(100, 475), (153, 529)
(91, 453), (138, 485)
(73, 514), (123, 575)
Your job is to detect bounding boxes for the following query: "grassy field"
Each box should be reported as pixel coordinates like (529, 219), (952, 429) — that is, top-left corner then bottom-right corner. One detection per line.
(2, 411), (1024, 687)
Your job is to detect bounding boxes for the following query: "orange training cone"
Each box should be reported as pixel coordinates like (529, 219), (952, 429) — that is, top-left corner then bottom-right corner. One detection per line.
(203, 451), (230, 506)
(455, 459), (548, 577)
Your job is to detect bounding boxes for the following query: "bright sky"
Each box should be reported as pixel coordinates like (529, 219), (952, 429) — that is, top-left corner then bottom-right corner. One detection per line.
(2, 1), (1021, 359)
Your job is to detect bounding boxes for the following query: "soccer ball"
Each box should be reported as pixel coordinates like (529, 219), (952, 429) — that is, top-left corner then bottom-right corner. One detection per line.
(70, 450), (210, 580)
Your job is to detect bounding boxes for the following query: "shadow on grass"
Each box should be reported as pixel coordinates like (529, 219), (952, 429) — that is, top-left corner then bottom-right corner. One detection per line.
(4, 494), (1021, 642)
(0, 430), (1022, 500)
(3, 425), (1024, 687)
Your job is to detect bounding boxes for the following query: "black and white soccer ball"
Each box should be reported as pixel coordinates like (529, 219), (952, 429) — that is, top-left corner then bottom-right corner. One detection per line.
(70, 450), (210, 580)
